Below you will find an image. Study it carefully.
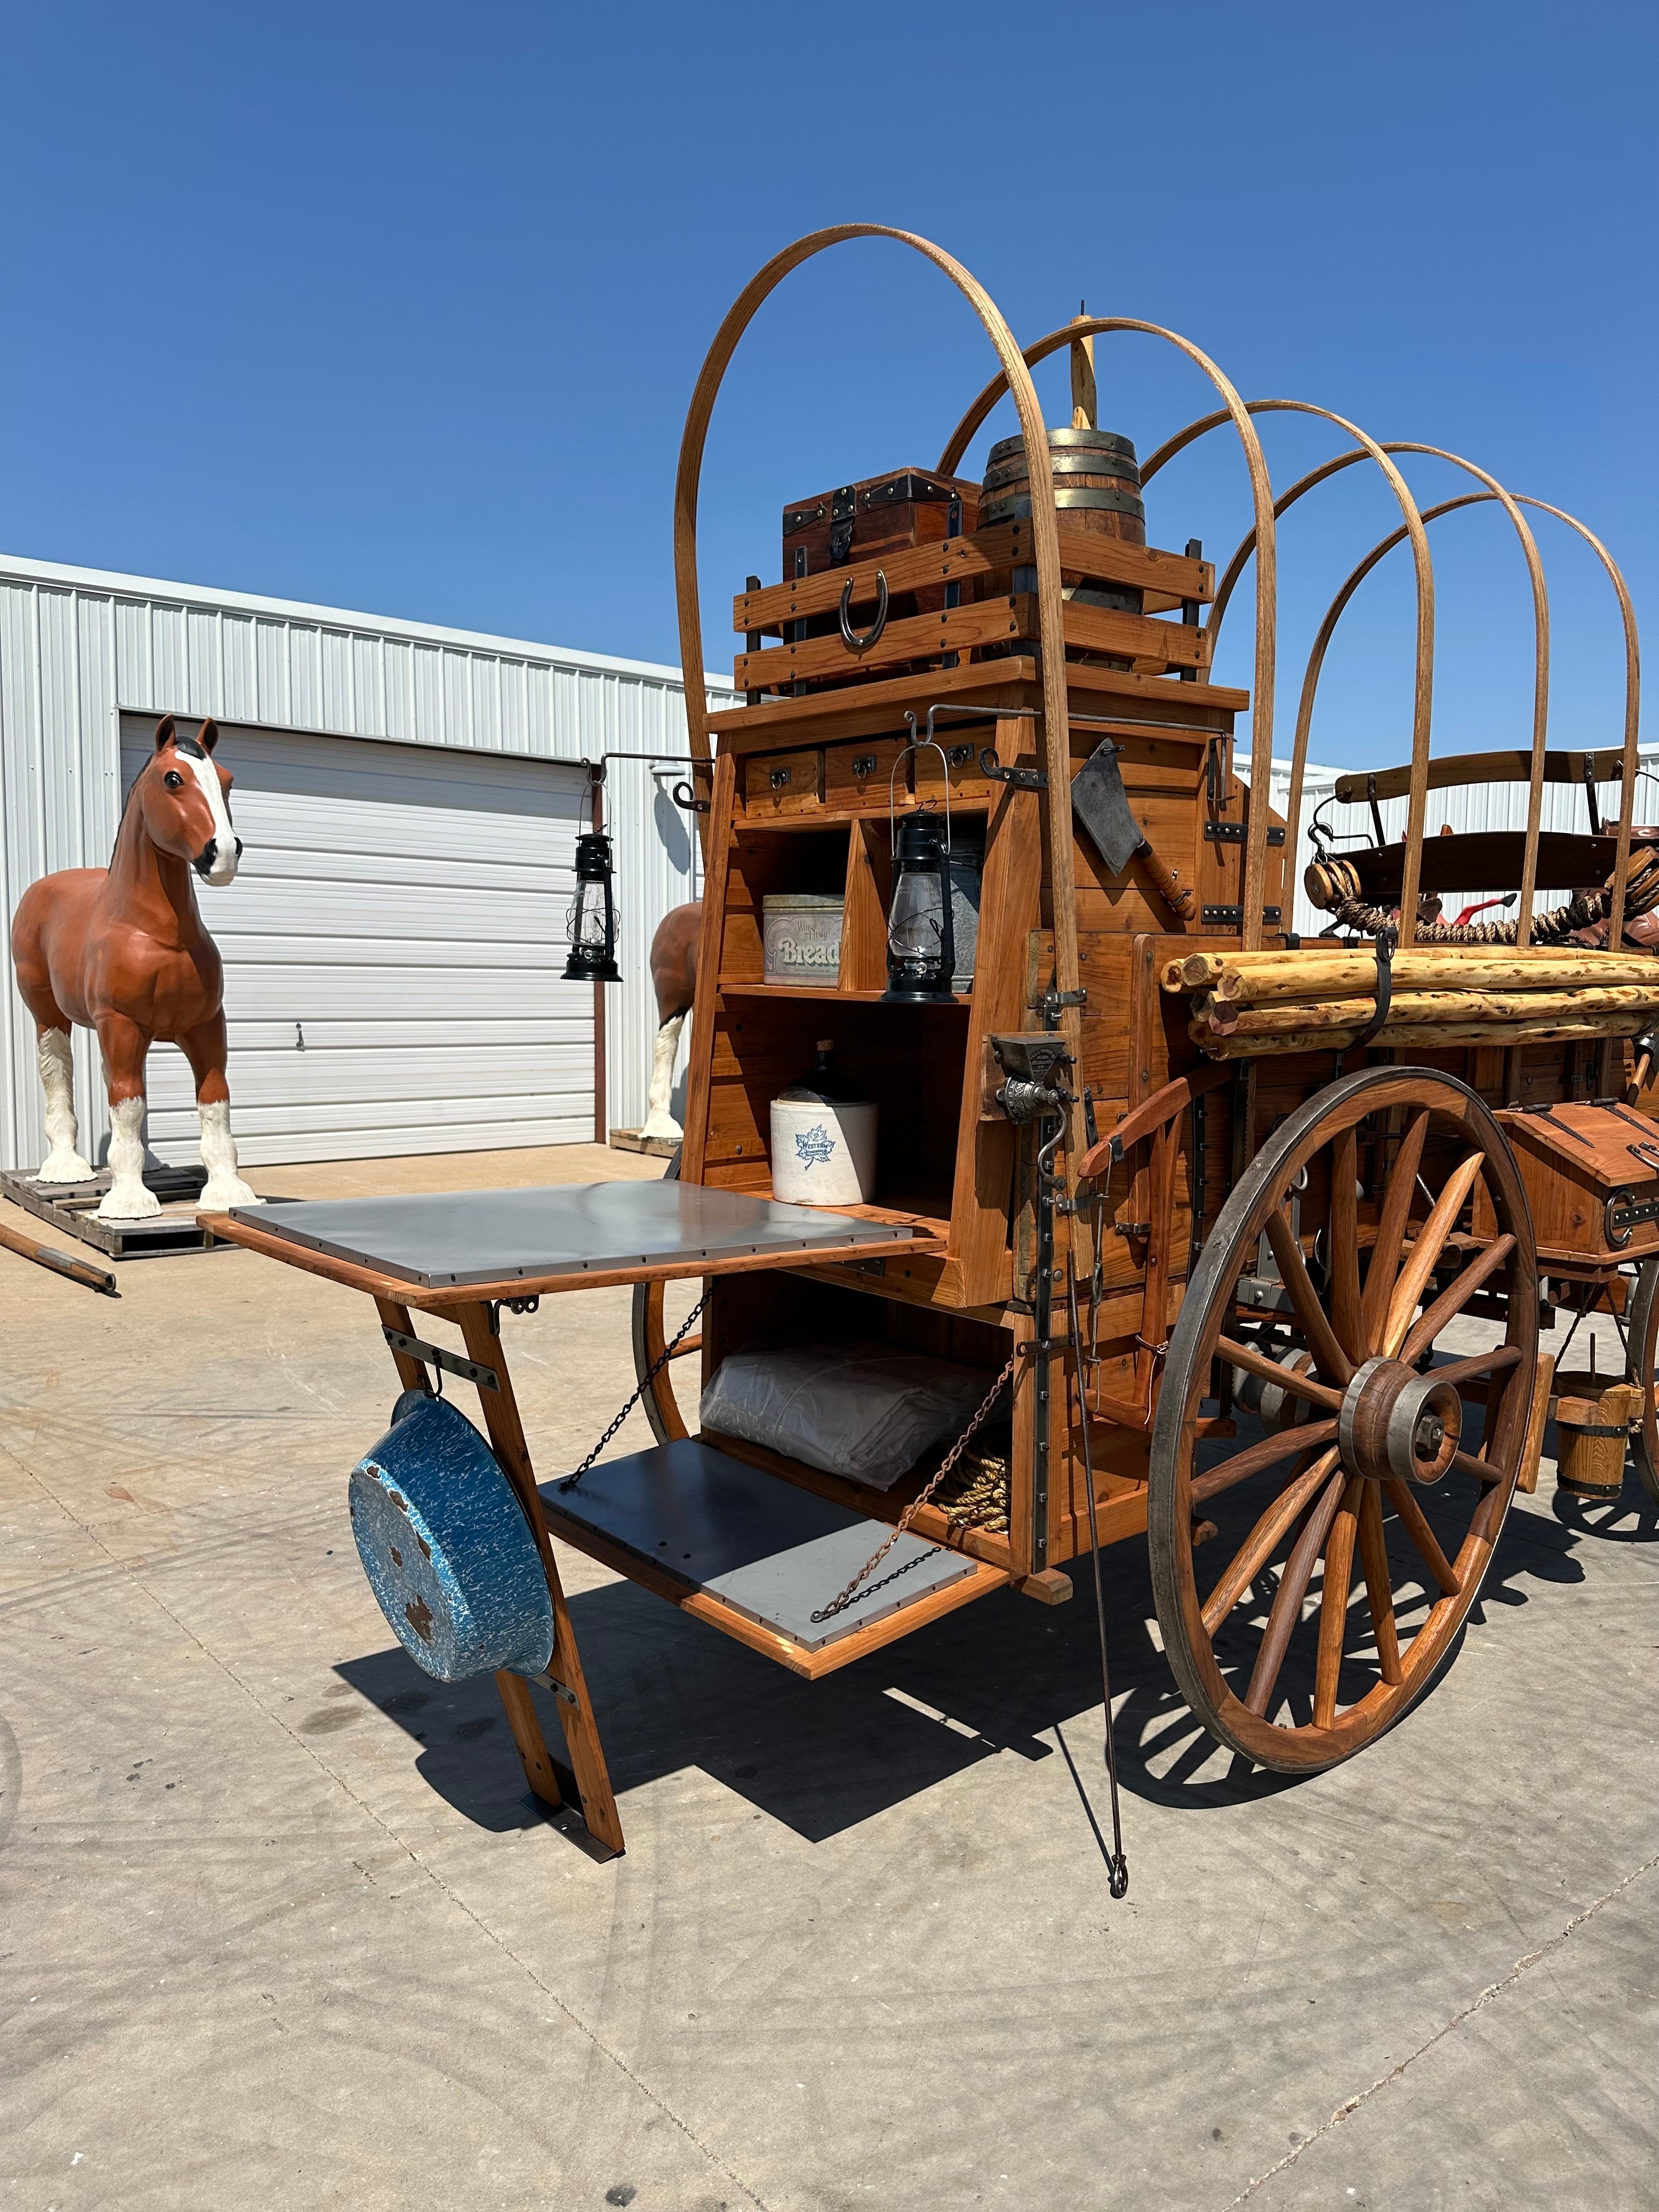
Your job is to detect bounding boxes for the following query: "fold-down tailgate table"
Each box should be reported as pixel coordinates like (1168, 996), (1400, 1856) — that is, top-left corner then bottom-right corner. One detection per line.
(204, 1181), (962, 1855)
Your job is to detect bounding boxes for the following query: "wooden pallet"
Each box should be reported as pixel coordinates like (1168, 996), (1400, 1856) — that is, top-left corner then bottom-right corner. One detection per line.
(608, 1127), (680, 1159)
(0, 1164), (218, 1260)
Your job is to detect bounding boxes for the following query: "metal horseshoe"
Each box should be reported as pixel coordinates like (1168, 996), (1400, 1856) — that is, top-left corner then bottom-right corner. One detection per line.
(838, 569), (889, 652)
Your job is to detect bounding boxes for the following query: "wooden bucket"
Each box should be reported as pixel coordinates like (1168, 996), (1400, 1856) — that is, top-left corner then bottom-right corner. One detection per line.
(1551, 1369), (1641, 1496)
(980, 427), (1147, 550)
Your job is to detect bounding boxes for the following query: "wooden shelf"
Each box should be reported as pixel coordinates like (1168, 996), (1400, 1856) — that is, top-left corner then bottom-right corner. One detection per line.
(743, 1179), (953, 1240)
(719, 982), (972, 1006)
(733, 799), (991, 835)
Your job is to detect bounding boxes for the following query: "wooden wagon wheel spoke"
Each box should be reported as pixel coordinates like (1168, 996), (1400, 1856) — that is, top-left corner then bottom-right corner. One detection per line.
(1359, 1108), (1431, 1351)
(1624, 1259), (1659, 1506)
(1200, 1448), (1339, 1635)
(1448, 1448), (1504, 1485)
(1399, 1234), (1517, 1364)
(1313, 1477), (1364, 1728)
(1381, 1150), (1488, 1357)
(1150, 1068), (1537, 1775)
(1216, 1335), (1346, 1413)
(1243, 1467), (1347, 1717)
(629, 1150), (701, 1446)
(1379, 1476), (1462, 1594)
(1432, 1344), (1523, 1390)
(1356, 1481), (1403, 1685)
(1190, 1417), (1340, 1504)
(1329, 1125), (1364, 1362)
(1263, 1209), (1355, 1385)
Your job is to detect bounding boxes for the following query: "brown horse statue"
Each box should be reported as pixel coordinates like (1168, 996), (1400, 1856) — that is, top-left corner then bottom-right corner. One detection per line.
(640, 900), (701, 1142)
(9, 713), (262, 1222)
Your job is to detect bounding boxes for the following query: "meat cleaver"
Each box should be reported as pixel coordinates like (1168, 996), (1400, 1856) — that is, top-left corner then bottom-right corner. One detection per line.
(1071, 739), (1196, 917)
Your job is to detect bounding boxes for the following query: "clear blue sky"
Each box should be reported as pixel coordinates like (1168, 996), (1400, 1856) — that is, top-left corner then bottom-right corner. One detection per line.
(2, 3), (1652, 769)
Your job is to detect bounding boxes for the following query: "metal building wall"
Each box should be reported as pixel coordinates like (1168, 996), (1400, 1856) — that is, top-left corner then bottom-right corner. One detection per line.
(1, 552), (733, 1171)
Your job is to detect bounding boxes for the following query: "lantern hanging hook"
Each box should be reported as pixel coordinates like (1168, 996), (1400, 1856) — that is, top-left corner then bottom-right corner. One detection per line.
(894, 713), (952, 856)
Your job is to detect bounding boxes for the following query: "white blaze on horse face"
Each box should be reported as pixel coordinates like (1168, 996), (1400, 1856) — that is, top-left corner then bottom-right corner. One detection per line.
(178, 749), (239, 885)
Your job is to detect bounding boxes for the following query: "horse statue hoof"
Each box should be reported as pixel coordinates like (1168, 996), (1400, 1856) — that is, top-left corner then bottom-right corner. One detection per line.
(201, 1177), (263, 1210)
(33, 1150), (97, 1185)
(94, 1182), (162, 1223)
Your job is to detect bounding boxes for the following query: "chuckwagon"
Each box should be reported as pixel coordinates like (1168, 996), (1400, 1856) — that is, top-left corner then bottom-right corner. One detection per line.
(210, 225), (1651, 1869)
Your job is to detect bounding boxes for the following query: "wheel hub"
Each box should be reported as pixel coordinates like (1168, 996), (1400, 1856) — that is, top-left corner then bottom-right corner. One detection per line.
(1338, 1354), (1463, 1486)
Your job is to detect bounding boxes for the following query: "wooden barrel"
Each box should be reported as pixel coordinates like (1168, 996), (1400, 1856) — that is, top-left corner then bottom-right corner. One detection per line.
(980, 427), (1146, 546)
(1551, 1369), (1641, 1496)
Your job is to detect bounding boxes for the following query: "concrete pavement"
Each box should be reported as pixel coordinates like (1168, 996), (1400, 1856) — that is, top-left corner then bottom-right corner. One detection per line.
(0, 1144), (1654, 2210)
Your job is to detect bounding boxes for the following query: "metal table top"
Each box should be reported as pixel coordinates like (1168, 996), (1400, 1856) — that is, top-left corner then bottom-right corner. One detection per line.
(230, 1179), (922, 1289)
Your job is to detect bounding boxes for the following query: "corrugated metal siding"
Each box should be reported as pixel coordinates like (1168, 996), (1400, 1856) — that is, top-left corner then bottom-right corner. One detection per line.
(2, 551), (735, 1170)
(119, 719), (594, 1166)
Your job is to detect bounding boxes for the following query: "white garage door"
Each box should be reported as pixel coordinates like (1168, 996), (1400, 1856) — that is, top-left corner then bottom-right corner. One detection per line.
(120, 715), (595, 1166)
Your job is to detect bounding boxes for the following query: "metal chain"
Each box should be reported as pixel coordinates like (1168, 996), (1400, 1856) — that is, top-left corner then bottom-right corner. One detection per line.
(558, 1290), (707, 1492)
(809, 1356), (1017, 1623)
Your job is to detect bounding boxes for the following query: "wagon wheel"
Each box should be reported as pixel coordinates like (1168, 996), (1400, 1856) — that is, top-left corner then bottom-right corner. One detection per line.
(1623, 1259), (1659, 1504)
(629, 1147), (704, 1445)
(1149, 1065), (1539, 1774)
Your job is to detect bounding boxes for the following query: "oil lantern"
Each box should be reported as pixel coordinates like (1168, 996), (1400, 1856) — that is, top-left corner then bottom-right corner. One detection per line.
(563, 831), (621, 983)
(882, 809), (957, 1002)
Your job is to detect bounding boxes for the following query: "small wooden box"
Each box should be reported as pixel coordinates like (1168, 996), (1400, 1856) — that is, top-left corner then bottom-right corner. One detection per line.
(744, 748), (823, 817)
(1493, 1102), (1659, 1263)
(915, 730), (999, 804)
(824, 737), (911, 812)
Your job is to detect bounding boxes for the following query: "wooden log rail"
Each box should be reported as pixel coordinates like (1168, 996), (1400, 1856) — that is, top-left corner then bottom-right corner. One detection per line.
(1165, 946), (1659, 1000)
(1161, 943), (1659, 1060)
(1201, 985), (1659, 1037)
(1192, 1015), (1650, 1059)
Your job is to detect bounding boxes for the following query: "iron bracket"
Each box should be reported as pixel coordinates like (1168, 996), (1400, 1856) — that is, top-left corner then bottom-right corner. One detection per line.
(978, 748), (1047, 792)
(526, 1669), (579, 1708)
(1202, 904), (1282, 928)
(383, 1327), (500, 1393)
(1031, 986), (1088, 1027)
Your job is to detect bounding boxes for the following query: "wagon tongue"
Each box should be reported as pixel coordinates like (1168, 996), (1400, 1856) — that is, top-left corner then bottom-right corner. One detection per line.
(1070, 737), (1146, 878)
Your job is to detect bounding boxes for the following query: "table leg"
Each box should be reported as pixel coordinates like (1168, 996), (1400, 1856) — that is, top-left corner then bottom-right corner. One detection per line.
(455, 1302), (625, 1857)
(373, 1297), (572, 1827)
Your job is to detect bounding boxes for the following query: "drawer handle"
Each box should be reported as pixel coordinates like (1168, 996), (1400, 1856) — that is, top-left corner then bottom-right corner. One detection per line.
(851, 754), (878, 777)
(770, 765), (792, 791)
(946, 743), (975, 768)
(838, 569), (890, 652)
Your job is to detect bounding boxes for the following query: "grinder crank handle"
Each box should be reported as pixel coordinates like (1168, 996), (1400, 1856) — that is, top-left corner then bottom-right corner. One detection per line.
(1135, 836), (1195, 918)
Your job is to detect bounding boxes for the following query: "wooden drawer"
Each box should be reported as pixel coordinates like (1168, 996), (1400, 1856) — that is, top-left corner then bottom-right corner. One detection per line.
(824, 737), (911, 812)
(915, 732), (997, 803)
(744, 748), (823, 817)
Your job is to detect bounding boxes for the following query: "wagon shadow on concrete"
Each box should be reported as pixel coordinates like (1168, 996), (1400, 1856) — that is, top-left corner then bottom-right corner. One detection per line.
(335, 1468), (1594, 1847)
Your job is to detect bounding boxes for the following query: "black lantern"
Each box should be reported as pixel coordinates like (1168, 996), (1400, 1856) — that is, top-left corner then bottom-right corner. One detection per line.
(882, 809), (957, 1002)
(563, 831), (621, 983)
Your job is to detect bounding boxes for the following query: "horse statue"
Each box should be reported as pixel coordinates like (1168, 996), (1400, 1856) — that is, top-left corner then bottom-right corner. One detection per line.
(9, 713), (263, 1223)
(639, 900), (700, 1143)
